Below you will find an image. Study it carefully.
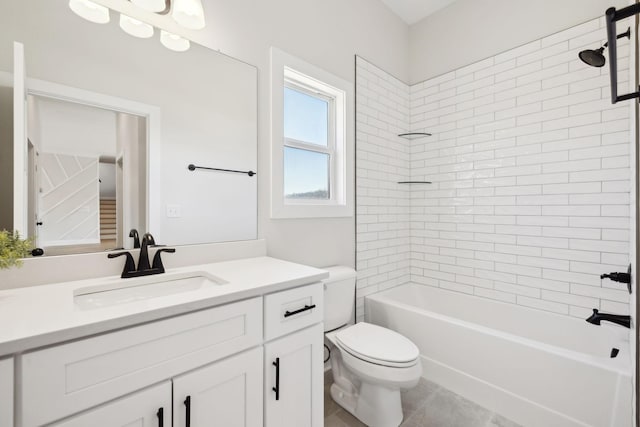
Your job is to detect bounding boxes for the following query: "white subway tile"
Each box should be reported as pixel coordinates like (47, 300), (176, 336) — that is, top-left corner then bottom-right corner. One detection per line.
(518, 275), (570, 292)
(541, 205), (600, 217)
(440, 281), (475, 295)
(517, 296), (569, 314)
(543, 182), (601, 194)
(542, 247), (600, 263)
(517, 173), (568, 185)
(497, 262), (542, 278)
(475, 288), (517, 303)
(569, 239), (628, 254)
(541, 290), (598, 308)
(517, 235), (569, 249)
(542, 158), (601, 173)
(570, 283), (629, 303)
(495, 281), (541, 298)
(569, 216), (630, 229)
(543, 227), (601, 239)
(602, 229), (630, 241)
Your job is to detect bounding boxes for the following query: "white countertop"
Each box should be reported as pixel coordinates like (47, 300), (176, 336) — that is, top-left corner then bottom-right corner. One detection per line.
(0, 256), (328, 356)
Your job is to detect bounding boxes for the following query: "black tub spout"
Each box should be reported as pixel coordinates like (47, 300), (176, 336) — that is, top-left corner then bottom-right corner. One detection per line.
(586, 309), (630, 328)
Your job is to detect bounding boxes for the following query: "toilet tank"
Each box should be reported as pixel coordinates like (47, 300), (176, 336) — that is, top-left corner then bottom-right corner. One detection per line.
(322, 266), (357, 332)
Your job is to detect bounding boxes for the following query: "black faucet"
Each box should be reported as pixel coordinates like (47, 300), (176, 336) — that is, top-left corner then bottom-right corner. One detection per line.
(586, 309), (630, 328)
(108, 232), (175, 279)
(137, 233), (156, 272)
(129, 229), (140, 249)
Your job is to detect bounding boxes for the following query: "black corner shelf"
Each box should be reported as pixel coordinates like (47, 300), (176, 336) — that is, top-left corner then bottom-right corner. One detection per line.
(398, 181), (432, 184)
(398, 132), (431, 140)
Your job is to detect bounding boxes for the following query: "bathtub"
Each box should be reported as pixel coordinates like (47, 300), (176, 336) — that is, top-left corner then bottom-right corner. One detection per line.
(365, 283), (633, 427)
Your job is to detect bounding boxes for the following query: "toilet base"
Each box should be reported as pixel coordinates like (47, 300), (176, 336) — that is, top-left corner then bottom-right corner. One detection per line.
(329, 347), (405, 427)
(331, 381), (403, 427)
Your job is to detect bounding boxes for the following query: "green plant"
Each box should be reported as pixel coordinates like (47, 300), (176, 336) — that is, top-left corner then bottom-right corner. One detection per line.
(0, 230), (32, 269)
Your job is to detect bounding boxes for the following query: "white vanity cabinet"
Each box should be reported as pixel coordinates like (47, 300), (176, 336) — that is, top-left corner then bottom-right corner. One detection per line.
(19, 297), (263, 427)
(263, 283), (324, 427)
(173, 347), (263, 427)
(10, 280), (324, 427)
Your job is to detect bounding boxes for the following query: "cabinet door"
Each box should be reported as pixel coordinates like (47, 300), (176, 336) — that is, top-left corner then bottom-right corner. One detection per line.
(173, 346), (263, 427)
(0, 358), (13, 427)
(264, 323), (323, 427)
(51, 381), (171, 427)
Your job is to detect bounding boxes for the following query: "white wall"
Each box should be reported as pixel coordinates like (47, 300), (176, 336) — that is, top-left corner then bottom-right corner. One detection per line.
(409, 0), (631, 84)
(191, 0), (409, 268)
(94, 0), (410, 269)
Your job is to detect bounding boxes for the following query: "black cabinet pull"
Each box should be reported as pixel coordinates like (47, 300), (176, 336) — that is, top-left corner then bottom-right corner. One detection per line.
(272, 358), (280, 401)
(284, 304), (316, 318)
(156, 407), (163, 427)
(184, 395), (191, 427)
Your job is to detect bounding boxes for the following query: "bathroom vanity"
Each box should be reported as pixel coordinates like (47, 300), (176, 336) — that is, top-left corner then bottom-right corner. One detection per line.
(0, 256), (326, 427)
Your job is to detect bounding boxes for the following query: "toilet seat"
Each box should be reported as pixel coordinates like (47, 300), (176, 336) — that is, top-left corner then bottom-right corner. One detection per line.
(335, 322), (419, 368)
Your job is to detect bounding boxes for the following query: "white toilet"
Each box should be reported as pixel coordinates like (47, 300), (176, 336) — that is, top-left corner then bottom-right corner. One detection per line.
(323, 266), (422, 427)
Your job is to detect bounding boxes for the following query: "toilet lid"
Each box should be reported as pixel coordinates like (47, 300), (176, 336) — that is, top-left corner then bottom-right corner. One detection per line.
(335, 322), (419, 365)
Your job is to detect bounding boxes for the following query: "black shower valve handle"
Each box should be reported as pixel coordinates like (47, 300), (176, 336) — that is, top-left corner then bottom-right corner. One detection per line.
(601, 271), (631, 284)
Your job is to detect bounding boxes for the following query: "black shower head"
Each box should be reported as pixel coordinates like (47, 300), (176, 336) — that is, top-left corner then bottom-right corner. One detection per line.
(578, 47), (606, 68)
(578, 27), (631, 68)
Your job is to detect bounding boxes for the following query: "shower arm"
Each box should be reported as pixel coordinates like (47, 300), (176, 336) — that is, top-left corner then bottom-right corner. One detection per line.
(601, 27), (632, 48)
(605, 5), (640, 104)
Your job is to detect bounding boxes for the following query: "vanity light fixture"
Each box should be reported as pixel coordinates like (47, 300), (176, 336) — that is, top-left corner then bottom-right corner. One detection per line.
(160, 30), (190, 52)
(171, 0), (206, 30)
(68, 0), (110, 24)
(68, 0), (201, 52)
(131, 0), (168, 13)
(119, 13), (155, 38)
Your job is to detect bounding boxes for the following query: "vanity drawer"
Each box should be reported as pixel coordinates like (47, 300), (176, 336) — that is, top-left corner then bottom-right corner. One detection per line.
(264, 283), (323, 341)
(20, 297), (262, 427)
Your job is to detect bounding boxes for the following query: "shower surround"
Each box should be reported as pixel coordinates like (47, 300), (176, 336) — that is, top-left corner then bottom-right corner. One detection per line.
(356, 17), (632, 322)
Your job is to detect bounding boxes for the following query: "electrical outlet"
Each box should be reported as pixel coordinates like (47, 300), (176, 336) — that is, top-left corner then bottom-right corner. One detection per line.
(166, 204), (181, 218)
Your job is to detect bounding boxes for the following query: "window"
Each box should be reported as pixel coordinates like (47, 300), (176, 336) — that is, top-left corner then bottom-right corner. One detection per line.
(271, 48), (354, 218)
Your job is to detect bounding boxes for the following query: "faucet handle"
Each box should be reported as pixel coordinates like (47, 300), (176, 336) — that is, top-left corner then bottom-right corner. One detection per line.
(108, 252), (136, 278)
(152, 248), (176, 273)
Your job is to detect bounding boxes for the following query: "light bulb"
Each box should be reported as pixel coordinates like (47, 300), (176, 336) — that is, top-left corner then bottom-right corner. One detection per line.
(119, 14), (154, 38)
(131, 0), (167, 13)
(68, 0), (110, 24)
(171, 0), (206, 30)
(160, 30), (190, 52)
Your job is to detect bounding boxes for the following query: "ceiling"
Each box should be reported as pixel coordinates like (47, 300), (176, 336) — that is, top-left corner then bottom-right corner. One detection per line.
(379, 0), (458, 25)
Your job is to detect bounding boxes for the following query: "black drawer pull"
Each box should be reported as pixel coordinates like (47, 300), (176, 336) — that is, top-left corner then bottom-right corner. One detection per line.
(184, 395), (191, 427)
(272, 358), (280, 400)
(157, 407), (163, 427)
(284, 304), (316, 318)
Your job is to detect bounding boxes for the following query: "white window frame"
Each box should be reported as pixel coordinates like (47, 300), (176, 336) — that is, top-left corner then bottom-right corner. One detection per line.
(270, 47), (354, 218)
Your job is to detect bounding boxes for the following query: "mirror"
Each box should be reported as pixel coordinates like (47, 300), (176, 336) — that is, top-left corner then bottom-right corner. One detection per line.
(0, 0), (258, 256)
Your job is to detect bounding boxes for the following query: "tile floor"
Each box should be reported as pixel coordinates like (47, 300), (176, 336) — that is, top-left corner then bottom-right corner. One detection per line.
(324, 371), (521, 427)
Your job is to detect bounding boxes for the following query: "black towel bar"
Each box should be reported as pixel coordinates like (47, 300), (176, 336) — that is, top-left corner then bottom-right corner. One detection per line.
(188, 164), (256, 176)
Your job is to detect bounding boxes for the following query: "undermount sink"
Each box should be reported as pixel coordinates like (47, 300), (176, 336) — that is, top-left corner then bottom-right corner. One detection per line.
(73, 271), (228, 310)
